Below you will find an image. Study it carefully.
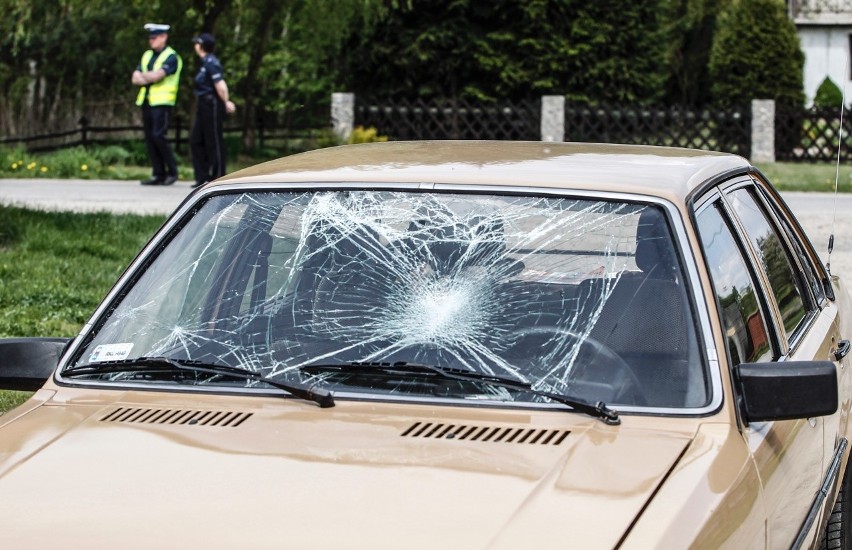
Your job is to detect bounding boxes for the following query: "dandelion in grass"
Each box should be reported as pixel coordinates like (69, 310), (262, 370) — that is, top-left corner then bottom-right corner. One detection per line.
(40, 166), (48, 173)
(81, 164), (88, 172)
(11, 163), (17, 170)
(27, 162), (36, 170)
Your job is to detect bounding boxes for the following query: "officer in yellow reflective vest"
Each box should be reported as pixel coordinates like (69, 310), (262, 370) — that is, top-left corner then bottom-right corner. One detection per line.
(131, 23), (183, 186)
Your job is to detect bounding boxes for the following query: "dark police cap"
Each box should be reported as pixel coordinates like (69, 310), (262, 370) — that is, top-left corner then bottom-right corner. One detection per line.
(193, 33), (216, 51)
(144, 23), (170, 36)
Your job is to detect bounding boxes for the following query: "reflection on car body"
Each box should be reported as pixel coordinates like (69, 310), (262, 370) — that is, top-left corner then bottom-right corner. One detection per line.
(0, 141), (849, 549)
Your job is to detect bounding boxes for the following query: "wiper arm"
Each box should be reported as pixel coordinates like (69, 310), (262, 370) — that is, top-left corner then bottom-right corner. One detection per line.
(63, 357), (334, 408)
(300, 361), (619, 425)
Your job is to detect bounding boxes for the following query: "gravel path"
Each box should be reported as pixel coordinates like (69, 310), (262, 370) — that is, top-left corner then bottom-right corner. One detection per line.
(1, 178), (850, 277)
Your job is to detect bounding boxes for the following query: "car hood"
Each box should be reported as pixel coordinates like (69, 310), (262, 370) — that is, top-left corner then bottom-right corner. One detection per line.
(0, 393), (697, 549)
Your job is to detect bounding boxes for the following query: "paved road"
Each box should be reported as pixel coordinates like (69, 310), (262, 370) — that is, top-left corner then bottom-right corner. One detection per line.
(781, 191), (852, 279)
(1, 178), (850, 277)
(0, 178), (194, 216)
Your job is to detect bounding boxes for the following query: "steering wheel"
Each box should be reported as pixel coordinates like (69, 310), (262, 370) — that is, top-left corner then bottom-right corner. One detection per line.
(507, 326), (646, 406)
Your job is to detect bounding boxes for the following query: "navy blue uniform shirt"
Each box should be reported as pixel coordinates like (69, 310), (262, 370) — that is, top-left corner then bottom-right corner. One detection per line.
(194, 54), (224, 97)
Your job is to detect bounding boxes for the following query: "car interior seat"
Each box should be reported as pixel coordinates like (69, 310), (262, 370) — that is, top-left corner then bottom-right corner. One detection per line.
(583, 207), (704, 407)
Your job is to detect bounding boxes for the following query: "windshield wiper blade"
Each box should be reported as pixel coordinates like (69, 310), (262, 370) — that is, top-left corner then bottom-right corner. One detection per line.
(63, 357), (334, 408)
(300, 361), (619, 425)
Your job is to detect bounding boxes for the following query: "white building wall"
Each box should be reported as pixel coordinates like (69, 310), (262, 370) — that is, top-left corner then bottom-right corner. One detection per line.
(799, 26), (852, 104)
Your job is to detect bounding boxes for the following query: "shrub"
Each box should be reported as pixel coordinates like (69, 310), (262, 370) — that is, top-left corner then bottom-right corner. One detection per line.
(813, 76), (844, 109)
(709, 0), (804, 107)
(41, 147), (101, 178)
(348, 126), (389, 144)
(0, 144), (139, 179)
(92, 145), (132, 165)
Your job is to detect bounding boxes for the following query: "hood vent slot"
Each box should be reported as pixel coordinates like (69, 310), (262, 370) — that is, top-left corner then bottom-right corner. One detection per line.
(100, 407), (252, 427)
(401, 421), (569, 445)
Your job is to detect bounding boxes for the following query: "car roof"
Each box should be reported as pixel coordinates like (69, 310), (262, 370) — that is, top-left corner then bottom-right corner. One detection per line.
(216, 141), (751, 201)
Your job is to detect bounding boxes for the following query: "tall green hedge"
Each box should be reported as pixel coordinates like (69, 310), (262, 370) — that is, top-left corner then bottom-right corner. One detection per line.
(708, 0), (804, 106)
(341, 0), (669, 104)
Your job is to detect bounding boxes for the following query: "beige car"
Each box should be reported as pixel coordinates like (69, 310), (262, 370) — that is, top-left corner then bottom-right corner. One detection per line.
(0, 141), (849, 549)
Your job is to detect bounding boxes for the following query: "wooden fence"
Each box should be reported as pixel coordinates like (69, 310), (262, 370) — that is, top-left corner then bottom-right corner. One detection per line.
(3, 97), (850, 163)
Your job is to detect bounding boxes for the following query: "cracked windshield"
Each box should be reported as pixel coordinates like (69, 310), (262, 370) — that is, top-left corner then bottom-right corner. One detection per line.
(68, 190), (708, 409)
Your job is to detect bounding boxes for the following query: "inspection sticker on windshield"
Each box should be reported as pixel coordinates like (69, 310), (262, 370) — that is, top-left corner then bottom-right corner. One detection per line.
(88, 343), (134, 363)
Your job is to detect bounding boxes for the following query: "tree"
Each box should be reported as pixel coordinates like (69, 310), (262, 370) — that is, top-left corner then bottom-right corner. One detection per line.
(662, 0), (729, 106)
(341, 0), (670, 104)
(217, 0), (381, 149)
(0, 0), (380, 144)
(708, 0), (804, 106)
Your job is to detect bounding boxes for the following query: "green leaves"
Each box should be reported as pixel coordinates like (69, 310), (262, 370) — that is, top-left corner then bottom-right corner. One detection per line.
(341, 0), (669, 104)
(709, 0), (804, 107)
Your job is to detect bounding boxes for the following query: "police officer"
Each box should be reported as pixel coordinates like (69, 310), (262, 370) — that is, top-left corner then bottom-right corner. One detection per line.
(190, 32), (235, 188)
(132, 23), (182, 186)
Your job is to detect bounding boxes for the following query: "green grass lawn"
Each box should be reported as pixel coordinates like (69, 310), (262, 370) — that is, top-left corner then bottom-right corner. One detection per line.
(0, 138), (319, 181)
(755, 162), (852, 192)
(0, 206), (165, 413)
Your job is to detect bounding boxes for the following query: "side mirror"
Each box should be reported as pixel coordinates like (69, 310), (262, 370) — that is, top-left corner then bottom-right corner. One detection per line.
(734, 361), (837, 424)
(0, 338), (71, 391)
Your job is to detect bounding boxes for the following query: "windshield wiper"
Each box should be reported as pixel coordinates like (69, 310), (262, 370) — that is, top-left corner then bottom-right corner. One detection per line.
(63, 357), (334, 408)
(300, 361), (619, 425)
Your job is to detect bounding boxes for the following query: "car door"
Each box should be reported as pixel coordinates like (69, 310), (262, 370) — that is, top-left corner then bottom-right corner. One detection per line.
(695, 178), (831, 549)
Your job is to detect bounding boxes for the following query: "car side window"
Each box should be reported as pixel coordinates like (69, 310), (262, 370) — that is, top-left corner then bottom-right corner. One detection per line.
(697, 202), (772, 366)
(726, 188), (808, 340)
(756, 185), (825, 305)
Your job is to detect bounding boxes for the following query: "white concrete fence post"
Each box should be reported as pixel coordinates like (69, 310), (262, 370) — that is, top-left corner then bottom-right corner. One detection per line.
(331, 92), (355, 142)
(541, 95), (565, 142)
(751, 99), (775, 163)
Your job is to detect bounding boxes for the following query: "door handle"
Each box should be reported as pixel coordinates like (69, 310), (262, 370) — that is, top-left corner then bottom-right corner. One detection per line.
(835, 339), (851, 361)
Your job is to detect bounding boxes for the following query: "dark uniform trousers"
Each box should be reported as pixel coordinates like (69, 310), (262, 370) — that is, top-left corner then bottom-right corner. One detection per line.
(190, 94), (226, 185)
(142, 104), (178, 179)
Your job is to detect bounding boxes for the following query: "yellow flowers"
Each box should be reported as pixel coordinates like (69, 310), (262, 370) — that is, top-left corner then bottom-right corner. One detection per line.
(348, 125), (389, 144)
(7, 160), (52, 173)
(81, 164), (88, 171)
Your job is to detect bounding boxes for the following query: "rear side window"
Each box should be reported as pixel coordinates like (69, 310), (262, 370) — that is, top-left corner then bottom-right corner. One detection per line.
(697, 203), (772, 366)
(757, 185), (825, 305)
(726, 188), (807, 339)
